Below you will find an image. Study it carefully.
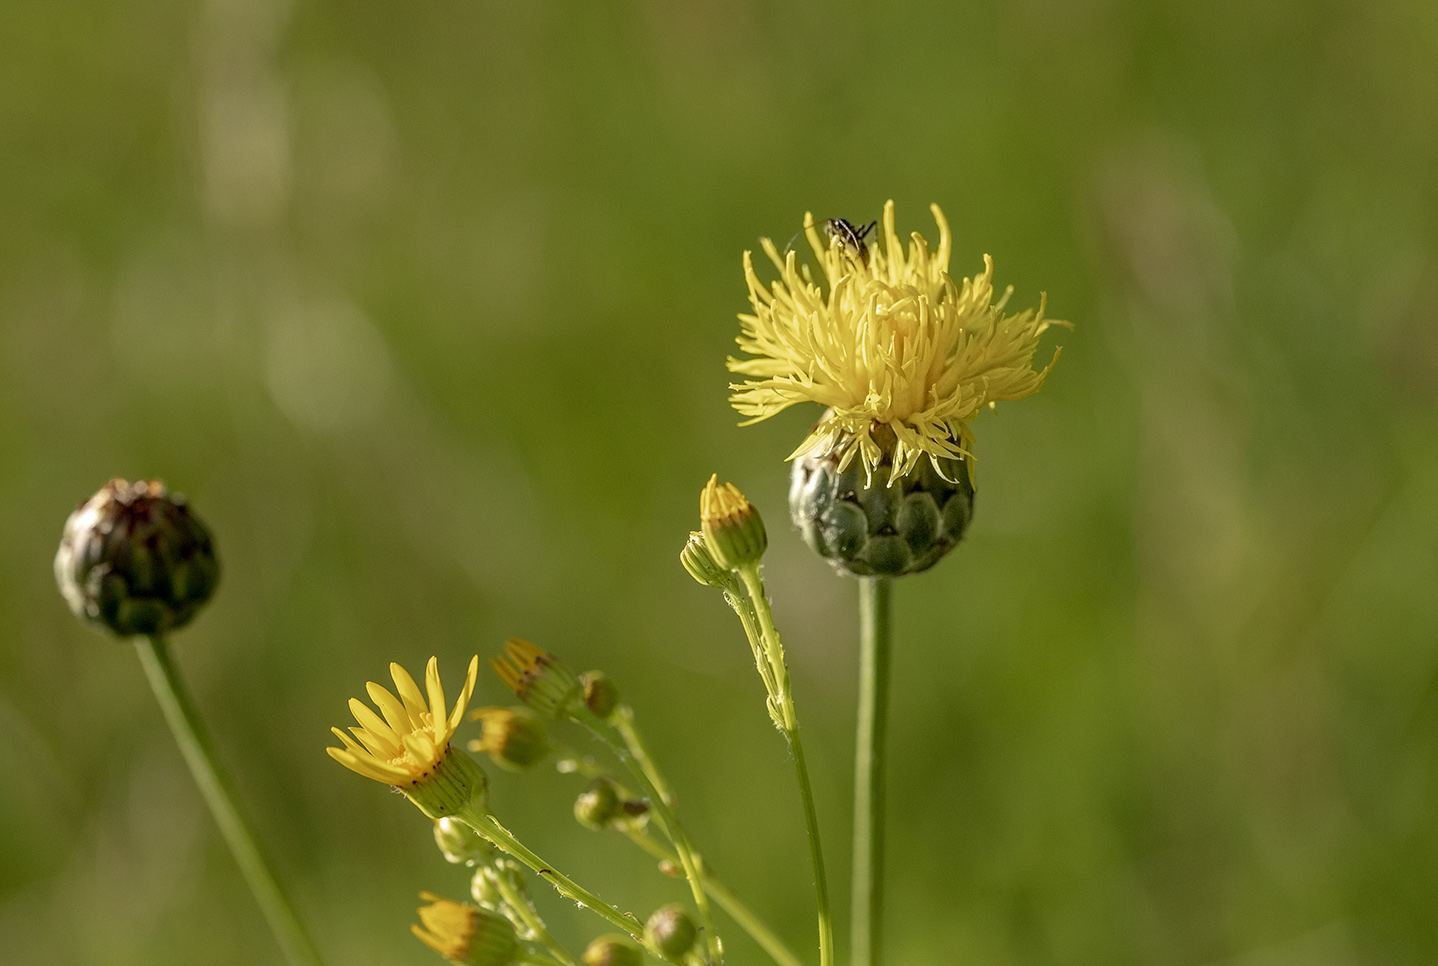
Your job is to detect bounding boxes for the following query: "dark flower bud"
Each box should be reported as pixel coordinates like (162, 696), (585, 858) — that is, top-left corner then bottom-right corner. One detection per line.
(55, 478), (220, 637)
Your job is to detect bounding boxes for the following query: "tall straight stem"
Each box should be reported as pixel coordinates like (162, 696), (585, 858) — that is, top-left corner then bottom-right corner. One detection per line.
(135, 635), (322, 966)
(852, 578), (892, 966)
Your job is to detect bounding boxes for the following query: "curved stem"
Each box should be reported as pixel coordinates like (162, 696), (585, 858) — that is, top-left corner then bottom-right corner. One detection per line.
(490, 868), (579, 966)
(454, 805), (684, 966)
(575, 709), (722, 966)
(736, 567), (833, 966)
(134, 636), (323, 966)
(852, 578), (891, 966)
(625, 828), (804, 966)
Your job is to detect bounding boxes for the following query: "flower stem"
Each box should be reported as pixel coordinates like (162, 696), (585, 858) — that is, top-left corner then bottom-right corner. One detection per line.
(454, 805), (683, 966)
(134, 635), (322, 966)
(624, 827), (805, 966)
(575, 708), (723, 966)
(851, 578), (891, 966)
(490, 868), (579, 966)
(736, 566), (833, 966)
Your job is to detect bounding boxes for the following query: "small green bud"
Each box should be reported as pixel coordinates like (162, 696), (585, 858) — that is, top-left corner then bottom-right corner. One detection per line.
(580, 671), (620, 720)
(490, 639), (584, 720)
(582, 935), (643, 966)
(644, 904), (697, 959)
(680, 530), (733, 589)
(467, 706), (550, 770)
(470, 866), (503, 910)
(54, 478), (221, 637)
(699, 474), (767, 570)
(574, 777), (622, 829)
(435, 816), (493, 865)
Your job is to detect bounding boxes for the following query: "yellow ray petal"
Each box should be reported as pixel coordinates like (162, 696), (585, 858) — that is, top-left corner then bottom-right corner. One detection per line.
(365, 682), (414, 736)
(446, 656), (480, 734)
(390, 662), (428, 718)
(349, 697), (400, 745)
(424, 656), (446, 735)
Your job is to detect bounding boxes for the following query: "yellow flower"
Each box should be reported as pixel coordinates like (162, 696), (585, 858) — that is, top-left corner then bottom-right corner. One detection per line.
(327, 656), (479, 788)
(729, 200), (1066, 484)
(411, 892), (518, 966)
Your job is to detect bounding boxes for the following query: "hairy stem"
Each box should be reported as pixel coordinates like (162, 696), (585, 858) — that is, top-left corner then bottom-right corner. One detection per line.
(736, 566), (833, 966)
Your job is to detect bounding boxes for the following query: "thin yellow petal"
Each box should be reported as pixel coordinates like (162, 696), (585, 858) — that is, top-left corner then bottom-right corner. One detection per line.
(326, 747), (408, 784)
(349, 697), (400, 745)
(424, 656), (446, 736)
(447, 656), (481, 735)
(391, 662), (428, 718)
(366, 682), (416, 735)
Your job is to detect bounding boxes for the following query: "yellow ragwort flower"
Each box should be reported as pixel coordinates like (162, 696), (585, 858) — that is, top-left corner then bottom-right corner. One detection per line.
(729, 200), (1066, 484)
(327, 656), (480, 788)
(411, 892), (518, 966)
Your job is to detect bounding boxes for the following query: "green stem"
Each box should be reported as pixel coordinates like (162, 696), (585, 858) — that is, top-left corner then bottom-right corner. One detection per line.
(134, 635), (322, 966)
(736, 567), (833, 966)
(625, 828), (804, 966)
(613, 708), (674, 807)
(517, 952), (569, 966)
(852, 578), (891, 966)
(454, 805), (683, 966)
(490, 868), (579, 966)
(576, 709), (722, 966)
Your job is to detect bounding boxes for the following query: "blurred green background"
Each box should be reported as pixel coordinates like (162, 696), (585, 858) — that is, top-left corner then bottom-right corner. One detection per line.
(3, 0), (1437, 963)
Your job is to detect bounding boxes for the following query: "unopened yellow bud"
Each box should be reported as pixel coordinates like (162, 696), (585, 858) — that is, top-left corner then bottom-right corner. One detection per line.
(699, 475), (767, 570)
(411, 892), (518, 966)
(467, 706), (550, 771)
(489, 639), (583, 720)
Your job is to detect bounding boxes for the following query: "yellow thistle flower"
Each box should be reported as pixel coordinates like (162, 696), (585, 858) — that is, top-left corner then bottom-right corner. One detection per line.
(327, 656), (480, 789)
(729, 200), (1066, 484)
(411, 892), (518, 966)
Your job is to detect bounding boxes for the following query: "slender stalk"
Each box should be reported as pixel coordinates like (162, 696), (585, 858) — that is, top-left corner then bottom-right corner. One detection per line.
(624, 828), (805, 966)
(613, 708), (674, 806)
(454, 805), (687, 966)
(736, 567), (834, 966)
(490, 868), (579, 966)
(852, 578), (892, 966)
(575, 709), (723, 966)
(134, 635), (322, 966)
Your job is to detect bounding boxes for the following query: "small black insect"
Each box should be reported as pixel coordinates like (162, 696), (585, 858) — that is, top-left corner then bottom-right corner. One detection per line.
(822, 217), (877, 264)
(780, 215), (878, 263)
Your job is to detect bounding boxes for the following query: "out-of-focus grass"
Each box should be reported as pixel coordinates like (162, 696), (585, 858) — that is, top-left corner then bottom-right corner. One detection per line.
(2, 0), (1436, 963)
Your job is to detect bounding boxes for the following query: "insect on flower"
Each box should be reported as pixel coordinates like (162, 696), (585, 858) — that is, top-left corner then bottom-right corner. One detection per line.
(782, 215), (877, 264)
(821, 217), (876, 264)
